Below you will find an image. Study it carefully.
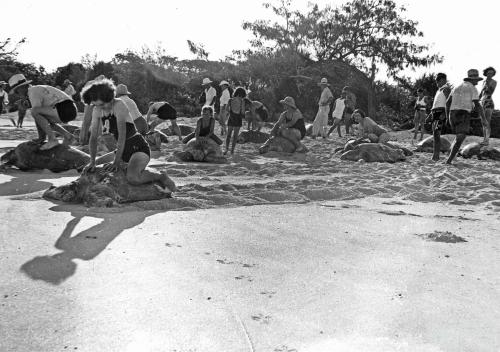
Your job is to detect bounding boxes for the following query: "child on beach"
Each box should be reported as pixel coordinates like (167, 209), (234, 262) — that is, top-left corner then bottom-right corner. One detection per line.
(224, 87), (248, 155)
(81, 78), (176, 190)
(8, 73), (77, 150)
(146, 101), (182, 141)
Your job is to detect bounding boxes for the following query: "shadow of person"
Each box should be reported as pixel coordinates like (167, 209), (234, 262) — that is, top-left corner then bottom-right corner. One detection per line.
(20, 204), (162, 285)
(0, 168), (79, 196)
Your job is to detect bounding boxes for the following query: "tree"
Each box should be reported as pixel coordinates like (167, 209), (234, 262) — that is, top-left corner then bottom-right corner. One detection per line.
(0, 37), (26, 61)
(187, 40), (209, 61)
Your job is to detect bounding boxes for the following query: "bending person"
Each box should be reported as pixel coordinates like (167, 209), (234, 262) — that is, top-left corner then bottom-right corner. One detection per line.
(115, 84), (148, 135)
(81, 78), (176, 190)
(266, 96), (306, 152)
(146, 101), (182, 141)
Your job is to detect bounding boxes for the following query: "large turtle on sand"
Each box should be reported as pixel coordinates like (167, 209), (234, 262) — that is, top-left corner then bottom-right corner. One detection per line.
(1, 141), (90, 172)
(161, 124), (195, 137)
(237, 130), (271, 144)
(340, 143), (406, 163)
(415, 135), (451, 153)
(459, 142), (500, 160)
(174, 137), (226, 163)
(335, 139), (413, 157)
(258, 136), (308, 154)
(43, 166), (173, 207)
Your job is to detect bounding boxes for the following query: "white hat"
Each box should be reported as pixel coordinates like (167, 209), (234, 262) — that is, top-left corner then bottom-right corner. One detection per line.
(116, 84), (131, 96)
(8, 73), (32, 92)
(318, 77), (330, 86)
(202, 78), (212, 85)
(279, 96), (297, 109)
(219, 80), (229, 86)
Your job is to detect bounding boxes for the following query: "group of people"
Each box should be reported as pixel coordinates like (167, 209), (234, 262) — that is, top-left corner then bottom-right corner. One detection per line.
(1, 66), (496, 188)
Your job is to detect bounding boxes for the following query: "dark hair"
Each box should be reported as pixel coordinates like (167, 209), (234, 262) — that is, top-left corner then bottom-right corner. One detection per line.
(201, 106), (214, 115)
(416, 88), (424, 93)
(436, 73), (447, 81)
(81, 78), (115, 105)
(352, 108), (366, 118)
(233, 87), (247, 98)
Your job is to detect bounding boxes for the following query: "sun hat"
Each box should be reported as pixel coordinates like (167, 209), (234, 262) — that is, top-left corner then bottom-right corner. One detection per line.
(202, 78), (212, 85)
(219, 80), (229, 86)
(8, 74), (32, 92)
(279, 96), (297, 109)
(483, 66), (496, 77)
(115, 84), (131, 96)
(318, 77), (330, 86)
(464, 69), (483, 82)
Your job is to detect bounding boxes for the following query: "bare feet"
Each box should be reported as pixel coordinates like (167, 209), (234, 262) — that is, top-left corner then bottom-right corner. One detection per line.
(159, 173), (177, 192)
(40, 139), (60, 150)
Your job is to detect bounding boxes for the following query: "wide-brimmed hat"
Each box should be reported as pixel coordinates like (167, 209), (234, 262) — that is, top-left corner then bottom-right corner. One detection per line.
(318, 77), (330, 86)
(483, 66), (496, 77)
(279, 96), (297, 109)
(464, 69), (483, 82)
(202, 78), (212, 85)
(8, 74), (32, 92)
(116, 84), (131, 96)
(219, 80), (229, 86)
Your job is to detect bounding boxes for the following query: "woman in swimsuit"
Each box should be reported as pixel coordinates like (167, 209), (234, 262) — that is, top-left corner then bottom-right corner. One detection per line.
(267, 96), (306, 152)
(81, 79), (175, 190)
(224, 87), (248, 155)
(479, 67), (497, 145)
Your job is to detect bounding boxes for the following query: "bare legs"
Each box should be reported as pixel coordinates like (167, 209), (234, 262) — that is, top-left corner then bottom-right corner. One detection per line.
(31, 106), (73, 150)
(225, 126), (240, 155)
(446, 133), (466, 165)
(413, 111), (425, 141)
(170, 119), (182, 141)
(432, 120), (441, 161)
(482, 108), (492, 145)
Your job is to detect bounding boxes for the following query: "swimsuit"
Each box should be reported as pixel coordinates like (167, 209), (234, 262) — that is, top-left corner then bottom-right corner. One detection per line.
(102, 104), (150, 162)
(228, 98), (245, 127)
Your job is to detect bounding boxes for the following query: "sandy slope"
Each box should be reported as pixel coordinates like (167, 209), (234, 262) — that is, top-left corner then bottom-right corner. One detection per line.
(0, 112), (499, 351)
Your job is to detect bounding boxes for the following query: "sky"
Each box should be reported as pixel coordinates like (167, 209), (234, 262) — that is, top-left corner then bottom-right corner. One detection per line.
(3, 0), (500, 87)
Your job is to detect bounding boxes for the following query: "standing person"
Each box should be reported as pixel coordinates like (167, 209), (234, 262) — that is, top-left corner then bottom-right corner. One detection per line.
(265, 96), (306, 152)
(63, 79), (76, 98)
(224, 87), (247, 155)
(146, 101), (182, 141)
(8, 73), (77, 150)
(115, 84), (148, 135)
(327, 90), (347, 137)
(16, 98), (30, 128)
(430, 73), (452, 161)
(413, 88), (429, 141)
(0, 81), (9, 115)
(479, 67), (497, 145)
(218, 80), (231, 135)
(311, 78), (333, 139)
(342, 86), (356, 135)
(81, 78), (176, 190)
(201, 78), (217, 108)
(352, 109), (390, 143)
(446, 69), (485, 165)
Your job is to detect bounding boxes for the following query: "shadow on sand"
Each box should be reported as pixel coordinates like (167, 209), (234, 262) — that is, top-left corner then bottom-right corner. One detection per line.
(20, 203), (161, 285)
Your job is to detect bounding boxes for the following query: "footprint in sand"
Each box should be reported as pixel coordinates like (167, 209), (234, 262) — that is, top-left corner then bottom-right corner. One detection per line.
(234, 275), (253, 282)
(251, 313), (271, 324)
(273, 345), (298, 352)
(165, 243), (182, 248)
(260, 290), (276, 298)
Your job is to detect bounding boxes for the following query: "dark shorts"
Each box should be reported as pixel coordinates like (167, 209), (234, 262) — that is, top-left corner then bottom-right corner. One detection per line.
(228, 113), (243, 127)
(55, 100), (77, 123)
(120, 134), (151, 163)
(431, 108), (446, 132)
(449, 110), (470, 134)
(157, 103), (177, 120)
(291, 118), (306, 139)
(256, 106), (269, 121)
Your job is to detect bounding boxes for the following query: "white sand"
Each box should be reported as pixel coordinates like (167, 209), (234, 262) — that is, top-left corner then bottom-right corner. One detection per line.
(1, 112), (499, 351)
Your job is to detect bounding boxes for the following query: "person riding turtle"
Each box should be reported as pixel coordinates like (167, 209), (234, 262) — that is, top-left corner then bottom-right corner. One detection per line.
(265, 96), (306, 152)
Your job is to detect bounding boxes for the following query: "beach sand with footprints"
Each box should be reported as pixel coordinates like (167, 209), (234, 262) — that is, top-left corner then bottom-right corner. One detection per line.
(1, 112), (499, 351)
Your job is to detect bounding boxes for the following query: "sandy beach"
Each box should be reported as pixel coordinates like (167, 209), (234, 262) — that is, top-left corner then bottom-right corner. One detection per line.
(1, 112), (499, 352)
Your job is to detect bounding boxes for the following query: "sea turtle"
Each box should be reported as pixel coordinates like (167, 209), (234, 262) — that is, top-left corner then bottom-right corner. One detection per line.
(43, 166), (173, 207)
(237, 130), (271, 144)
(334, 138), (371, 153)
(174, 136), (226, 163)
(161, 124), (195, 136)
(414, 135), (451, 153)
(459, 142), (500, 160)
(1, 141), (90, 172)
(258, 136), (307, 154)
(340, 143), (406, 163)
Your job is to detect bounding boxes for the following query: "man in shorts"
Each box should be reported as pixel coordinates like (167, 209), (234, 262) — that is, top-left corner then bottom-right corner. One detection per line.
(9, 73), (77, 150)
(446, 69), (485, 164)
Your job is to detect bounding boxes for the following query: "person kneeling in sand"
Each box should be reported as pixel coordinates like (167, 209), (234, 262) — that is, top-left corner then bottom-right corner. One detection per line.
(146, 101), (182, 141)
(353, 109), (390, 143)
(182, 106), (223, 145)
(81, 78), (176, 190)
(8, 73), (77, 150)
(265, 96), (306, 152)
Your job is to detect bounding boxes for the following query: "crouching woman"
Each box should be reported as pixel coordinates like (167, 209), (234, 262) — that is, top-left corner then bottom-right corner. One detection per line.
(81, 79), (175, 190)
(269, 96), (306, 152)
